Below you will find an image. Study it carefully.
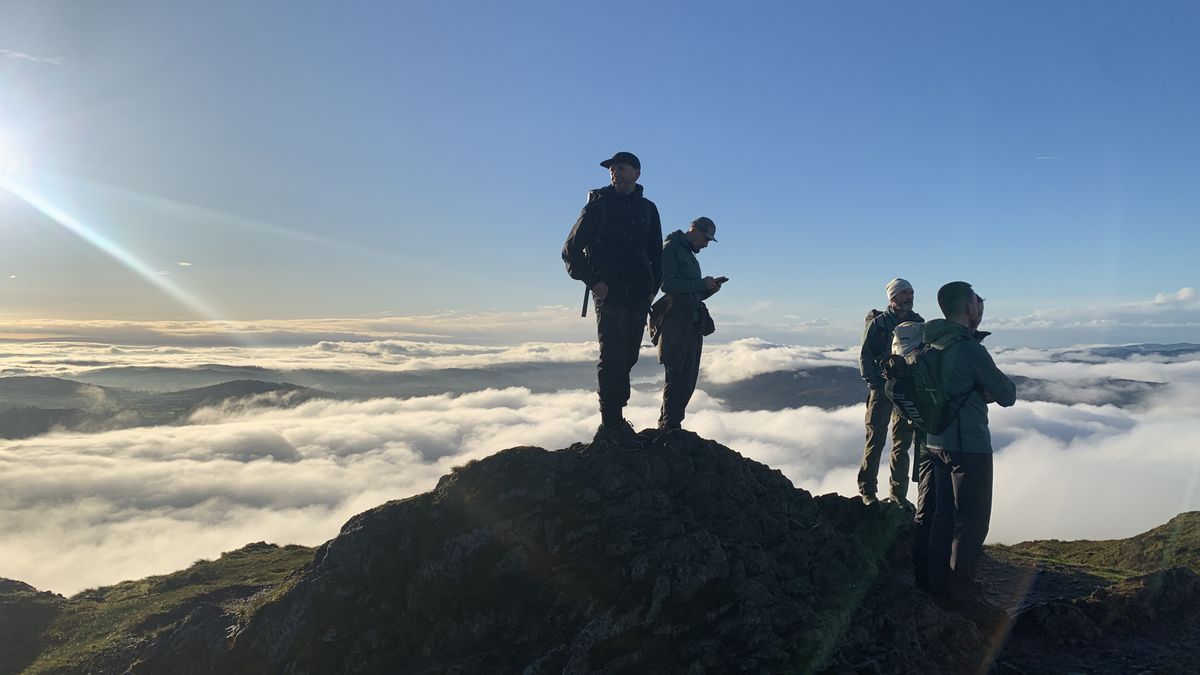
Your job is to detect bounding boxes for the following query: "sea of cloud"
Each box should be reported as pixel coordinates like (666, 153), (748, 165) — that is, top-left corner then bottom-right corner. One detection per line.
(1, 325), (1199, 596)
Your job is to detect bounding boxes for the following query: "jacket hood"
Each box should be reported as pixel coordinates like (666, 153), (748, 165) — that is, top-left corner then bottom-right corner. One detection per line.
(924, 319), (991, 348)
(665, 229), (690, 247)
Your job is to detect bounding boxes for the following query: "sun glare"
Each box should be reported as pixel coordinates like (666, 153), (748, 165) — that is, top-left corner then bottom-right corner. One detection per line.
(0, 126), (31, 177)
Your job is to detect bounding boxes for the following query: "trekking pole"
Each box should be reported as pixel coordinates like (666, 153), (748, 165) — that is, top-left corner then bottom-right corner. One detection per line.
(581, 285), (589, 317)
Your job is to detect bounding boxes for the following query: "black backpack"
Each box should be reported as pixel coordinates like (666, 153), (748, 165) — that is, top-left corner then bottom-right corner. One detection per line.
(882, 335), (971, 434)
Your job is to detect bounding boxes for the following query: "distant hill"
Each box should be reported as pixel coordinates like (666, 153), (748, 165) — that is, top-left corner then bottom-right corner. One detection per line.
(0, 377), (327, 439)
(990, 511), (1200, 578)
(703, 365), (1163, 412)
(1058, 343), (1200, 361)
(2, 434), (1196, 674)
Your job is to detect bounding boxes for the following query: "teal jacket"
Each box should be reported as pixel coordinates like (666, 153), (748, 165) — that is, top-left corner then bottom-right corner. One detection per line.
(659, 230), (706, 309)
(923, 319), (1017, 454)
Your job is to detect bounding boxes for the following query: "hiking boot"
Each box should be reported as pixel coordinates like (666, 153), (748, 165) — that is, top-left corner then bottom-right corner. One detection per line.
(888, 494), (914, 511)
(860, 492), (878, 506)
(593, 419), (640, 446)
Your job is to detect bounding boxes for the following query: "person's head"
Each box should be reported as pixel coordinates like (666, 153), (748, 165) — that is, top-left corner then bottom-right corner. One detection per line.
(685, 216), (718, 251)
(600, 151), (641, 194)
(937, 281), (985, 330)
(886, 278), (914, 312)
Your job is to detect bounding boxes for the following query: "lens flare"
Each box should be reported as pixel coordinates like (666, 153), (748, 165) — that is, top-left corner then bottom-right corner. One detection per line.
(0, 176), (226, 322)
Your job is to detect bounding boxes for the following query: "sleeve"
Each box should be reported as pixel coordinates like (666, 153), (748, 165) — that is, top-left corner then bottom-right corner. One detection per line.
(660, 246), (708, 295)
(859, 320), (884, 387)
(562, 201), (600, 287)
(647, 202), (664, 292)
(970, 345), (1017, 407)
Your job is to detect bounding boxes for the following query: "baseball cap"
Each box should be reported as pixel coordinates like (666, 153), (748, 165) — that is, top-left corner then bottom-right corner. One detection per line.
(600, 151), (641, 171)
(691, 216), (718, 242)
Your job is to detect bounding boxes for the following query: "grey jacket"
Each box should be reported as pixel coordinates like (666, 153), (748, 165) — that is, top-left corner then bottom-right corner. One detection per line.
(859, 307), (924, 389)
(923, 319), (1017, 454)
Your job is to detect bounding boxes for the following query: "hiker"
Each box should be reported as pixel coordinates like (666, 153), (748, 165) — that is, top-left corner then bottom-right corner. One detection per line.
(651, 217), (724, 430)
(857, 278), (924, 506)
(562, 151), (663, 442)
(923, 282), (1016, 606)
(889, 321), (936, 591)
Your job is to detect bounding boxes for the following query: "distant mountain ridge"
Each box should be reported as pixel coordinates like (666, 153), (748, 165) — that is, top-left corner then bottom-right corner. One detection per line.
(0, 377), (324, 439)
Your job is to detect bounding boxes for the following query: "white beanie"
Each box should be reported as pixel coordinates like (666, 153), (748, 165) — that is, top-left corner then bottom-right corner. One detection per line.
(886, 278), (913, 301)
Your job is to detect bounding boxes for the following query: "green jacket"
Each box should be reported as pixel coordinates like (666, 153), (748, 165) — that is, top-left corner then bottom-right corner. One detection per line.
(923, 319), (1017, 454)
(659, 230), (706, 309)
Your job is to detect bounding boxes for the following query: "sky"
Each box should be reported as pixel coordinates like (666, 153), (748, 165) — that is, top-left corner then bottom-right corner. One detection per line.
(0, 1), (1197, 342)
(0, 2), (1198, 596)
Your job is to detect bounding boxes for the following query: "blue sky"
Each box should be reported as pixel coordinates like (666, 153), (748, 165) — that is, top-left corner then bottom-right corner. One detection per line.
(0, 1), (1197, 343)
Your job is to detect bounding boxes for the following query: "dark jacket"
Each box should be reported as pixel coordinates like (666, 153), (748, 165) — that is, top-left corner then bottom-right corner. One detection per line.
(659, 230), (706, 309)
(562, 184), (663, 299)
(859, 307), (925, 388)
(923, 319), (1017, 454)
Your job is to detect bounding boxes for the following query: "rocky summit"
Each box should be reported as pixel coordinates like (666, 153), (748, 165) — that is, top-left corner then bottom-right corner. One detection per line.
(3, 431), (1198, 674)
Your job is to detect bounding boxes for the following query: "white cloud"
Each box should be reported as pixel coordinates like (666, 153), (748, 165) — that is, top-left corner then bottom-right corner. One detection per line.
(0, 49), (64, 65)
(4, 357), (1198, 596)
(989, 287), (1200, 346)
(700, 338), (858, 384)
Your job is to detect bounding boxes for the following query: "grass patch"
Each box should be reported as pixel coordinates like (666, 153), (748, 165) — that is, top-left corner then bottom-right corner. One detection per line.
(24, 542), (313, 674)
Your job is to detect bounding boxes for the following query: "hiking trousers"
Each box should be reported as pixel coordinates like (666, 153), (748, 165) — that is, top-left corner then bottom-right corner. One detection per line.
(657, 308), (703, 428)
(595, 290), (649, 425)
(857, 387), (914, 498)
(911, 440), (935, 591)
(927, 447), (993, 596)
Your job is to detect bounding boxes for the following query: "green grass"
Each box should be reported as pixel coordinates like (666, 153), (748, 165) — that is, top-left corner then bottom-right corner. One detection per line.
(986, 511), (1200, 580)
(24, 542), (313, 674)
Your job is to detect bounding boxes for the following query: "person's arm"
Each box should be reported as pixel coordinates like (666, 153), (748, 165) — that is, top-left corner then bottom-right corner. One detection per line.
(562, 201), (601, 288)
(859, 320), (884, 388)
(969, 345), (1017, 407)
(646, 202), (664, 292)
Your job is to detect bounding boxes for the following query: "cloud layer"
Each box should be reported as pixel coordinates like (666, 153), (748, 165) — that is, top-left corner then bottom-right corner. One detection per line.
(2, 345), (1198, 596)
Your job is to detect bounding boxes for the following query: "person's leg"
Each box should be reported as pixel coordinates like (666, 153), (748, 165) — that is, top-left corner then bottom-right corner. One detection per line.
(595, 295), (632, 427)
(888, 413), (914, 501)
(911, 441), (936, 592)
(857, 388), (892, 497)
(927, 447), (955, 597)
(948, 451), (993, 592)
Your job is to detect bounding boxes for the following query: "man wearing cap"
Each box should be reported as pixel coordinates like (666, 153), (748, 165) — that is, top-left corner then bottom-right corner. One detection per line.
(653, 217), (724, 430)
(563, 151), (663, 441)
(857, 278), (924, 506)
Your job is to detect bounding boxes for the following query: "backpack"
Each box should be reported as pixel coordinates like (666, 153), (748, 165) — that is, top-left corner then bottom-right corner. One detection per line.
(881, 336), (971, 434)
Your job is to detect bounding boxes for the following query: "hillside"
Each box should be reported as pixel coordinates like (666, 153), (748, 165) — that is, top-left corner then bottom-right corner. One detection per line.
(2, 433), (1196, 674)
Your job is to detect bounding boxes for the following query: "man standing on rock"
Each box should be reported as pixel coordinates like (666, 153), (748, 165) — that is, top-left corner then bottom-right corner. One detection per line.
(923, 281), (1016, 606)
(652, 217), (724, 430)
(563, 151), (663, 442)
(857, 278), (924, 506)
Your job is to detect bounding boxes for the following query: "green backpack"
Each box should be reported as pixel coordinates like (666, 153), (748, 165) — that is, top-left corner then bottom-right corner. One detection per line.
(882, 335), (971, 434)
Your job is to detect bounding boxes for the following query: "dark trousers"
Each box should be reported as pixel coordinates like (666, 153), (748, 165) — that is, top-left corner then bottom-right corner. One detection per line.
(927, 447), (993, 596)
(595, 291), (649, 425)
(657, 309), (703, 428)
(911, 441), (934, 591)
(857, 388), (914, 498)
